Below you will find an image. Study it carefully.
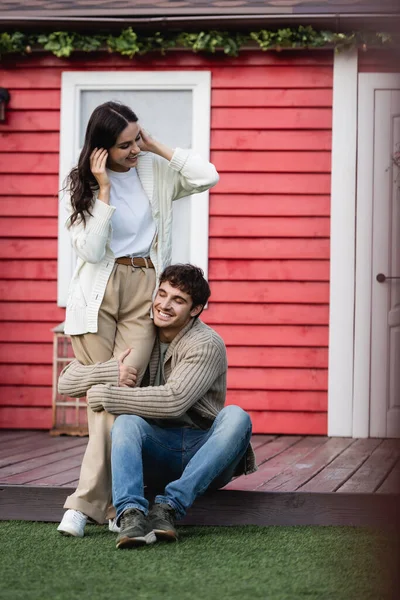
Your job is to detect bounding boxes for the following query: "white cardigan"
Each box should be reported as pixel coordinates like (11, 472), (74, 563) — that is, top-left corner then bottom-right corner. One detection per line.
(64, 148), (219, 335)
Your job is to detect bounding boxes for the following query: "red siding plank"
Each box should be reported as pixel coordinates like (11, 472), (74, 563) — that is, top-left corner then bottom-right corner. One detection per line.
(8, 89), (61, 110)
(0, 196), (58, 217)
(0, 302), (65, 322)
(0, 386), (51, 407)
(0, 280), (330, 305)
(228, 367), (327, 391)
(226, 346), (328, 368)
(10, 89), (333, 110)
(211, 130), (332, 151)
(211, 66), (333, 88)
(210, 281), (329, 303)
(210, 238), (330, 260)
(213, 325), (328, 346)
(0, 217), (57, 238)
(202, 303), (329, 325)
(212, 88), (333, 107)
(0, 364), (328, 390)
(0, 323), (56, 342)
(209, 216), (330, 238)
(212, 108), (332, 130)
(0, 133), (60, 152)
(209, 195), (330, 217)
(214, 173), (330, 194)
(0, 64), (333, 89)
(249, 411), (327, 435)
(0, 153), (59, 174)
(0, 407), (52, 429)
(0, 175), (59, 195)
(0, 239), (57, 259)
(1, 260), (57, 279)
(0, 281), (57, 301)
(0, 69), (62, 88)
(211, 151), (331, 173)
(0, 111), (60, 132)
(208, 260), (329, 281)
(0, 364), (52, 385)
(0, 343), (53, 364)
(226, 390), (327, 412)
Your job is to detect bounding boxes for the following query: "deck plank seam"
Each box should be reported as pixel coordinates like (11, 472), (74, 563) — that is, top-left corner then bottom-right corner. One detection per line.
(0, 446), (86, 484)
(0, 443), (86, 475)
(254, 435), (305, 470)
(296, 437), (372, 493)
(376, 457), (400, 493)
(0, 440), (87, 470)
(252, 436), (333, 491)
(335, 440), (399, 493)
(371, 457), (400, 493)
(259, 437), (355, 492)
(329, 439), (385, 493)
(292, 438), (359, 491)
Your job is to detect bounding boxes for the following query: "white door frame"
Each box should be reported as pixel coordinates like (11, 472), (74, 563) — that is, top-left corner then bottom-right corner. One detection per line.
(328, 49), (359, 436)
(353, 73), (400, 437)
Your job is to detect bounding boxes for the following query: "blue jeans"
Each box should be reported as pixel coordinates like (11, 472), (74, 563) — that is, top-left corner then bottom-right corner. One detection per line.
(111, 405), (252, 521)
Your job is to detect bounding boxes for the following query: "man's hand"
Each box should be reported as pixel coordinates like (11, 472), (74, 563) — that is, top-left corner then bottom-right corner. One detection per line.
(117, 349), (137, 387)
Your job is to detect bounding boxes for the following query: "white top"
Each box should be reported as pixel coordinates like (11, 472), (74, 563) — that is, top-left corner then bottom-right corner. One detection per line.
(107, 167), (156, 258)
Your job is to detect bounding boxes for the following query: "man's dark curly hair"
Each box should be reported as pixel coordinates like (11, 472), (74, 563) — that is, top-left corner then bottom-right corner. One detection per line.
(159, 264), (211, 314)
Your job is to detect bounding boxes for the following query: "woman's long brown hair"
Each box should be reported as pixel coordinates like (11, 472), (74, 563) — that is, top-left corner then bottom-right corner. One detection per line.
(67, 101), (138, 227)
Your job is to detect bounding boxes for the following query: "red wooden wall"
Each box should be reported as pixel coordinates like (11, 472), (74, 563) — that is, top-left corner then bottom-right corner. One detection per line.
(0, 49), (333, 433)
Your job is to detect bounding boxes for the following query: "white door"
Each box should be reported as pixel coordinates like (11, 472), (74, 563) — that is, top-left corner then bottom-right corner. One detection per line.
(370, 89), (400, 437)
(354, 74), (400, 438)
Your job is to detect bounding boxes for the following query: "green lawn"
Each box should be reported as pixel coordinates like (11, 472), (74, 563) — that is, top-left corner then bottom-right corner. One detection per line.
(0, 521), (396, 600)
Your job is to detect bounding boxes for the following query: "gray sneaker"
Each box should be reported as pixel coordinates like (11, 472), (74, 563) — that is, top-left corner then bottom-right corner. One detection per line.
(148, 503), (178, 542)
(116, 508), (157, 549)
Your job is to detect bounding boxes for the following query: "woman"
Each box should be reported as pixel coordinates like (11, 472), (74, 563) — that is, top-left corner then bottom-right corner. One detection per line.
(57, 101), (219, 537)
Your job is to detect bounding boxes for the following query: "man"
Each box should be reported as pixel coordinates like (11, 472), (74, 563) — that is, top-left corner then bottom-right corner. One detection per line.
(58, 264), (256, 549)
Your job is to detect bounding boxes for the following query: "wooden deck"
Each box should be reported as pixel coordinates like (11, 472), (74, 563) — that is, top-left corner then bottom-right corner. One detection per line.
(0, 431), (399, 527)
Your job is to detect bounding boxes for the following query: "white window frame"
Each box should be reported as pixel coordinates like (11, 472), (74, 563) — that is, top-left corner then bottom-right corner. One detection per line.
(57, 70), (212, 306)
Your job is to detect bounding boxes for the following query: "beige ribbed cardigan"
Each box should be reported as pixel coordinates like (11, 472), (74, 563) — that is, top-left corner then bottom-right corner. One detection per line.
(58, 319), (256, 475)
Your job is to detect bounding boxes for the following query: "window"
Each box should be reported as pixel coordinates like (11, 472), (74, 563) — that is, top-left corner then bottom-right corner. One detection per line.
(58, 71), (212, 306)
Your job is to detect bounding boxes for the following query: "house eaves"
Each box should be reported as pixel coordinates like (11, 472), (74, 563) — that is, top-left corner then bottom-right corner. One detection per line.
(1, 1), (399, 32)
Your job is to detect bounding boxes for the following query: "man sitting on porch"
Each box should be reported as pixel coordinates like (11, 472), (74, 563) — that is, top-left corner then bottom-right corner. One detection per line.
(58, 264), (256, 548)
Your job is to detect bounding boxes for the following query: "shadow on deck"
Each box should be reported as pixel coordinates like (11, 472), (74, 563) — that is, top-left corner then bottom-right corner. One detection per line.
(0, 431), (399, 527)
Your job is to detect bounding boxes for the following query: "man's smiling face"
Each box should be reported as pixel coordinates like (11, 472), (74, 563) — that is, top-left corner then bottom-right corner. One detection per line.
(153, 281), (202, 342)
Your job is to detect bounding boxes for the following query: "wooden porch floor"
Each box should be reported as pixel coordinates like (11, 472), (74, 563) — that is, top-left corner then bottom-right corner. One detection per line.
(1, 431), (399, 527)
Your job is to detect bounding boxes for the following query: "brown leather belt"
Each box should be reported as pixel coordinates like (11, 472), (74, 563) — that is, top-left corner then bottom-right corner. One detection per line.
(115, 256), (154, 268)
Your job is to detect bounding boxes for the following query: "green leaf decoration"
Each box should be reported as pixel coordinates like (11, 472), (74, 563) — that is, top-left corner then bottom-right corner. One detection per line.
(0, 27), (394, 59)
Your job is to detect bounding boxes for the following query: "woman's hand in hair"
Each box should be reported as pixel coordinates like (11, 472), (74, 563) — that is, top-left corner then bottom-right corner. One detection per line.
(90, 148), (111, 204)
(139, 128), (174, 162)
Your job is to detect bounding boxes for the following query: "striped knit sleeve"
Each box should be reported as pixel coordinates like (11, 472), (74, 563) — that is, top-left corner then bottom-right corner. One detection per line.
(58, 358), (119, 398)
(87, 342), (224, 418)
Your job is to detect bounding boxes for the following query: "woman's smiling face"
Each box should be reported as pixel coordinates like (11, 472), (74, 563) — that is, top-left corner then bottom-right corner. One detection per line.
(107, 121), (142, 172)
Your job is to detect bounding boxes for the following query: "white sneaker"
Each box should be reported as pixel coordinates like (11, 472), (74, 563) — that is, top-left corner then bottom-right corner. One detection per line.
(108, 518), (121, 533)
(57, 510), (88, 538)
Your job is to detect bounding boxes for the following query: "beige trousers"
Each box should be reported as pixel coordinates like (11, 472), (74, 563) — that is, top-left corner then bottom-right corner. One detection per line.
(64, 263), (156, 523)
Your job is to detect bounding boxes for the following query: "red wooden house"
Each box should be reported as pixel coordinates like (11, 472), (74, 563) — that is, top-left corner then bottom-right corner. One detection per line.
(0, 1), (399, 438)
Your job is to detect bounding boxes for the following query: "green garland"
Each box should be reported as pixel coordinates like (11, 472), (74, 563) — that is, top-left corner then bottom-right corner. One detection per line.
(0, 27), (393, 59)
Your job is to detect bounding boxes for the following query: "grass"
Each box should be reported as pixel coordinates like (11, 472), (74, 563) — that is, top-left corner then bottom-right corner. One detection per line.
(0, 521), (396, 600)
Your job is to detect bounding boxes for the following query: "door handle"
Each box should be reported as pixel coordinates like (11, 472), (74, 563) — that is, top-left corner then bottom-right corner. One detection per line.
(376, 273), (400, 283)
